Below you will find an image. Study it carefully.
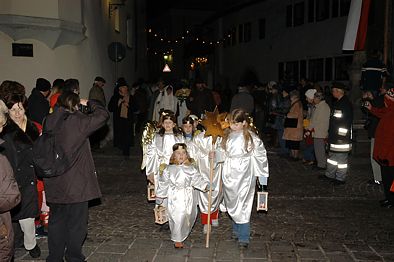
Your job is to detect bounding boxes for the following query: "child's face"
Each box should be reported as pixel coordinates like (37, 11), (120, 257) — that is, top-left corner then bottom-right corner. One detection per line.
(182, 123), (193, 135)
(163, 119), (175, 132)
(230, 121), (246, 132)
(174, 149), (187, 164)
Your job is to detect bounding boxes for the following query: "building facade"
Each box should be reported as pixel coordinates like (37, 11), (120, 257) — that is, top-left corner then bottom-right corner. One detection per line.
(0, 0), (147, 98)
(209, 0), (352, 89)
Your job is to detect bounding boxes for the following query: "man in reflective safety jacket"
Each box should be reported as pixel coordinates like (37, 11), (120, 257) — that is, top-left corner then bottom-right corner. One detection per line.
(323, 82), (353, 184)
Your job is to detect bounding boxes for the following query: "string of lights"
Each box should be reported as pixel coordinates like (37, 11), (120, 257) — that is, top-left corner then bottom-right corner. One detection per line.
(146, 27), (234, 55)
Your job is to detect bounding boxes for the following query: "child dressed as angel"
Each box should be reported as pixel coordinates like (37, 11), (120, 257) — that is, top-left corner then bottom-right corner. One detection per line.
(155, 143), (209, 248)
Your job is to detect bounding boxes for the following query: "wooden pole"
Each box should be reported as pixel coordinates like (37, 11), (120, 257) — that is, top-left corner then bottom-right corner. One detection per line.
(205, 143), (214, 248)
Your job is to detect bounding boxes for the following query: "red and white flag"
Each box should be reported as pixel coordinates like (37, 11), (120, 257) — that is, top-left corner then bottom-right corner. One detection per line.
(342, 0), (371, 51)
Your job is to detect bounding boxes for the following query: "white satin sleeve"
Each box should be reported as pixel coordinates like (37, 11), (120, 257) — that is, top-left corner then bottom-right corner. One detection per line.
(145, 135), (159, 177)
(156, 167), (170, 198)
(190, 167), (209, 192)
(251, 133), (269, 178)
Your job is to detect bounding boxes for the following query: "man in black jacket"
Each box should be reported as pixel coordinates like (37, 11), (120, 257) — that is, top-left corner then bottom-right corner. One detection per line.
(27, 78), (51, 125)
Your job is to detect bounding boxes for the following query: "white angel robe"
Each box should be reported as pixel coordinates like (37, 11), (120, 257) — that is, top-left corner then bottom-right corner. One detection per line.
(145, 133), (185, 192)
(192, 132), (224, 215)
(156, 164), (208, 242)
(177, 98), (189, 126)
(220, 131), (269, 223)
(152, 86), (177, 122)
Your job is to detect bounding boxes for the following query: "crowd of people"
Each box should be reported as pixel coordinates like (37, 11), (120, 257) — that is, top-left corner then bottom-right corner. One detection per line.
(0, 73), (393, 261)
(0, 78), (109, 261)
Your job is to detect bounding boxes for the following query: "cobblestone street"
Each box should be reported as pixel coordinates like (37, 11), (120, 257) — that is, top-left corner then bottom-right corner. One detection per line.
(15, 140), (394, 262)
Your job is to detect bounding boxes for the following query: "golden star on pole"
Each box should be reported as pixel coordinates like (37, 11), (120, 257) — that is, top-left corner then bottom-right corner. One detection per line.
(201, 107), (228, 144)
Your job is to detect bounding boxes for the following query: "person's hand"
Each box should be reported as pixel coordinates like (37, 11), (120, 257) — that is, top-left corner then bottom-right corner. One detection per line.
(80, 99), (88, 106)
(304, 130), (311, 138)
(364, 101), (372, 111)
(147, 173), (155, 185)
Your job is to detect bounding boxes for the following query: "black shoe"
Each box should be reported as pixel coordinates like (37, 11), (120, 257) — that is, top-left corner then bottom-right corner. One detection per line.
(332, 180), (346, 185)
(303, 160), (315, 166)
(231, 233), (238, 240)
(159, 223), (170, 231)
(379, 199), (389, 205)
(35, 225), (48, 238)
(318, 174), (333, 181)
(367, 179), (381, 185)
(28, 244), (41, 258)
(239, 242), (249, 249)
(381, 200), (393, 207)
(382, 203), (393, 209)
(312, 166), (326, 171)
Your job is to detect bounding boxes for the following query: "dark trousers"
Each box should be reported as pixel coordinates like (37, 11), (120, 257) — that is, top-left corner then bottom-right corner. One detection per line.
(381, 166), (394, 204)
(46, 202), (88, 262)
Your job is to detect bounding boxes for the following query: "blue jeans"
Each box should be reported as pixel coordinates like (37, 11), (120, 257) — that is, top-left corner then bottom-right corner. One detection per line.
(303, 143), (315, 161)
(232, 221), (250, 244)
(277, 128), (289, 155)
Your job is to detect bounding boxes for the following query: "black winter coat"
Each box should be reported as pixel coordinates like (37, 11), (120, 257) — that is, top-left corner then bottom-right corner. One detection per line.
(1, 120), (39, 220)
(27, 88), (50, 125)
(108, 93), (135, 148)
(43, 101), (109, 204)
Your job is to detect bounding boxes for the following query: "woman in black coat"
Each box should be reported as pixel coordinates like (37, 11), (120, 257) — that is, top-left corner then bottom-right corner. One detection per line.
(0, 99), (21, 262)
(108, 78), (136, 156)
(1, 93), (41, 258)
(43, 91), (109, 261)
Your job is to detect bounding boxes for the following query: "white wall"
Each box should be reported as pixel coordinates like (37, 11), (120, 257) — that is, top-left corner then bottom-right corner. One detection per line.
(0, 0), (58, 18)
(0, 0), (147, 101)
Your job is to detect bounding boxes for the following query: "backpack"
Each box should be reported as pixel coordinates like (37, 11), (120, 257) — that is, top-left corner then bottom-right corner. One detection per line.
(33, 114), (72, 178)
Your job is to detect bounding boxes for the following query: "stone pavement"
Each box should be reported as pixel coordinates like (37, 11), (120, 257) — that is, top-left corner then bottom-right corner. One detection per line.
(14, 139), (394, 262)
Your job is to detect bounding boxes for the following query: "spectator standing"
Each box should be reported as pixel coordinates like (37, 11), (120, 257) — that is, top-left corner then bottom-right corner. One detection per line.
(49, 79), (64, 112)
(89, 76), (109, 149)
(302, 89), (317, 165)
(298, 78), (313, 111)
(89, 76), (106, 106)
(361, 50), (387, 93)
(108, 78), (135, 156)
(0, 99), (21, 262)
(43, 91), (109, 261)
(322, 83), (353, 185)
(283, 90), (304, 160)
(230, 84), (254, 114)
(221, 86), (233, 112)
(187, 78), (215, 118)
(131, 81), (149, 134)
(271, 86), (291, 155)
(305, 92), (331, 170)
(362, 89), (385, 185)
(365, 84), (394, 208)
(1, 93), (41, 258)
(27, 78), (51, 125)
